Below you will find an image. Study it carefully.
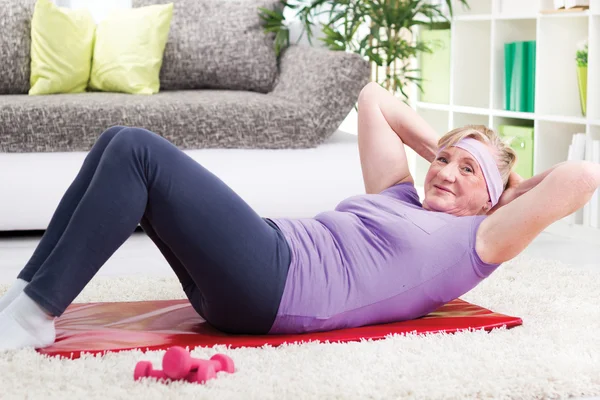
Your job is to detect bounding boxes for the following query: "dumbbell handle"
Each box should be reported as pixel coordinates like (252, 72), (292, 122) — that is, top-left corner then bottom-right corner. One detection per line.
(190, 358), (225, 372)
(146, 369), (168, 380)
(186, 363), (217, 384)
(134, 361), (169, 381)
(163, 347), (234, 380)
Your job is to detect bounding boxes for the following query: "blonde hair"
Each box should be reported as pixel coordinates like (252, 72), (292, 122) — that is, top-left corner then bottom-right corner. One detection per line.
(437, 125), (518, 189)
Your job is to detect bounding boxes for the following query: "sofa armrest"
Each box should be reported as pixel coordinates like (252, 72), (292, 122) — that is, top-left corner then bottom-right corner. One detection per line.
(269, 45), (370, 144)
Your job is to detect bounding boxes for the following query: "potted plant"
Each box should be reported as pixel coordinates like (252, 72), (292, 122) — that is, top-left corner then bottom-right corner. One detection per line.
(259, 0), (469, 100)
(576, 39), (588, 116)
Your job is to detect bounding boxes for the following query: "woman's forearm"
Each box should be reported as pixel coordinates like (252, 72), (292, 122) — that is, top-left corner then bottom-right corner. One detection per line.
(515, 161), (568, 196)
(515, 160), (600, 199)
(366, 83), (440, 163)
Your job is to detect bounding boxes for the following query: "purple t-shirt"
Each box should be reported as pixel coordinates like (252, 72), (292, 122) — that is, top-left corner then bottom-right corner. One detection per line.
(267, 182), (501, 334)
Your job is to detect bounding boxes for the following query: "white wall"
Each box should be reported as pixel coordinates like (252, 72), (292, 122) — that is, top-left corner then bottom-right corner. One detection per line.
(57, 0), (131, 23)
(55, 0), (324, 45)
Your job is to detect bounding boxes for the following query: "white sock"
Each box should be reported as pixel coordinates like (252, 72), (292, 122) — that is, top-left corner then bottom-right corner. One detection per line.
(0, 279), (28, 312)
(0, 292), (56, 351)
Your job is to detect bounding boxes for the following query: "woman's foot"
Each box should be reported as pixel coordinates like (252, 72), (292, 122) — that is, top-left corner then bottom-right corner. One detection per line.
(0, 279), (28, 312)
(0, 292), (56, 351)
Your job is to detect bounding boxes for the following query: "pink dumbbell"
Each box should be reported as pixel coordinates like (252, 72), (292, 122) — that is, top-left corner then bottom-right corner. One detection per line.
(134, 361), (169, 382)
(162, 346), (235, 382)
(184, 362), (218, 384)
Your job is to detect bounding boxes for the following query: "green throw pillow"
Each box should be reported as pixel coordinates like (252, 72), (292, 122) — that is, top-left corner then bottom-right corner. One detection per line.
(89, 4), (174, 95)
(29, 0), (96, 95)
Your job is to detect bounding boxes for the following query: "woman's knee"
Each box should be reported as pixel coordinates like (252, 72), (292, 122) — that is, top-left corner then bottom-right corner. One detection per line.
(109, 127), (160, 152)
(116, 127), (160, 142)
(103, 127), (176, 170)
(89, 126), (129, 155)
(98, 125), (129, 143)
(104, 127), (173, 167)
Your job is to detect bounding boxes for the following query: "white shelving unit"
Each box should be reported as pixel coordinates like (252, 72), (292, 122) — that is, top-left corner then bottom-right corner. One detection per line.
(409, 0), (600, 241)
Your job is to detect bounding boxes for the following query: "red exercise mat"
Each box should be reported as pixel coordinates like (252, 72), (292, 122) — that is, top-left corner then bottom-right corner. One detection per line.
(37, 299), (522, 360)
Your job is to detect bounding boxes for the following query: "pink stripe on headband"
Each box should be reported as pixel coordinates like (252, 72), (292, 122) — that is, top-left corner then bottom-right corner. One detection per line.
(441, 137), (504, 207)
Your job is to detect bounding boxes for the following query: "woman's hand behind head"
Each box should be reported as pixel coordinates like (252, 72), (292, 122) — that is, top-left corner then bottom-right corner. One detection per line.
(487, 170), (524, 215)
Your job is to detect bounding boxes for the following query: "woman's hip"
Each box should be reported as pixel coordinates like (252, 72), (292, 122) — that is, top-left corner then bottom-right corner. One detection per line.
(183, 217), (292, 334)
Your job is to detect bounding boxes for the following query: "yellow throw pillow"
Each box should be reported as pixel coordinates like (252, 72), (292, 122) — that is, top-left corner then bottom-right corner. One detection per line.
(29, 0), (96, 95)
(89, 4), (174, 95)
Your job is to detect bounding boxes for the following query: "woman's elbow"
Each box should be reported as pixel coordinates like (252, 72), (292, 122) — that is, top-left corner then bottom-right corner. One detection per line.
(584, 161), (600, 191)
(565, 161), (600, 193)
(358, 82), (380, 105)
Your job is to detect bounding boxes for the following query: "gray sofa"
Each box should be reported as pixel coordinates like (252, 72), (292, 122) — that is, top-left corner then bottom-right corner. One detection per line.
(0, 0), (371, 232)
(0, 0), (370, 153)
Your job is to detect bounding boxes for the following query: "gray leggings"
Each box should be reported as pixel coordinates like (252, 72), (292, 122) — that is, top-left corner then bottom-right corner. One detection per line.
(17, 126), (291, 334)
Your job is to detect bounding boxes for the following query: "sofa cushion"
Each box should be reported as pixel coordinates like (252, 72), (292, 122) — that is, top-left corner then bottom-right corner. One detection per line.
(0, 0), (36, 94)
(29, 0), (96, 95)
(0, 91), (320, 152)
(131, 0), (280, 93)
(89, 3), (174, 95)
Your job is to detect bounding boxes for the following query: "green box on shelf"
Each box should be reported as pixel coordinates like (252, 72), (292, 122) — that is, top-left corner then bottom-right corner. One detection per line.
(419, 23), (451, 104)
(498, 125), (534, 179)
(504, 40), (536, 113)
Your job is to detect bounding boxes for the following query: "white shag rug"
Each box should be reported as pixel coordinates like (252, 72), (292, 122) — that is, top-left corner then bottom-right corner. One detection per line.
(0, 255), (599, 400)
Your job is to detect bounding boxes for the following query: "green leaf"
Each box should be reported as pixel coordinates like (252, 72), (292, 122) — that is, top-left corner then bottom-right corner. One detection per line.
(259, 0), (471, 99)
(274, 28), (290, 57)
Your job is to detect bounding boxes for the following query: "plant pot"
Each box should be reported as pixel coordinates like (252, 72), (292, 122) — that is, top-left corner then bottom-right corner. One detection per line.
(577, 65), (587, 116)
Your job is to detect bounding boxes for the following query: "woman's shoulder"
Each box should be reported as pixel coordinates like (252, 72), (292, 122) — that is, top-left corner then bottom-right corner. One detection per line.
(418, 211), (502, 273)
(468, 215), (503, 273)
(378, 181), (422, 207)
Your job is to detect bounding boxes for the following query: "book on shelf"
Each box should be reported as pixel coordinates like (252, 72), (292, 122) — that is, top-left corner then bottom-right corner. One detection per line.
(567, 133), (600, 228)
(504, 41), (536, 113)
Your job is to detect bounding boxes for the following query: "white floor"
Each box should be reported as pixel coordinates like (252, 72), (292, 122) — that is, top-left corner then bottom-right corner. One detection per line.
(0, 229), (598, 400)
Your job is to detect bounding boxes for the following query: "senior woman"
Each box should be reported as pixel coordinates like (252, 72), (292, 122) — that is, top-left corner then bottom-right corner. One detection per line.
(1, 82), (599, 350)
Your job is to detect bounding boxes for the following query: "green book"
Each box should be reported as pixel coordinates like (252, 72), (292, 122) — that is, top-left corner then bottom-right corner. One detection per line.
(504, 41), (536, 112)
(526, 40), (536, 113)
(512, 41), (527, 112)
(504, 42), (515, 111)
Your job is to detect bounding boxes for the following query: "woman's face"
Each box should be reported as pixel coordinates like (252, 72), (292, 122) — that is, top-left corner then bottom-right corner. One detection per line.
(422, 146), (492, 216)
